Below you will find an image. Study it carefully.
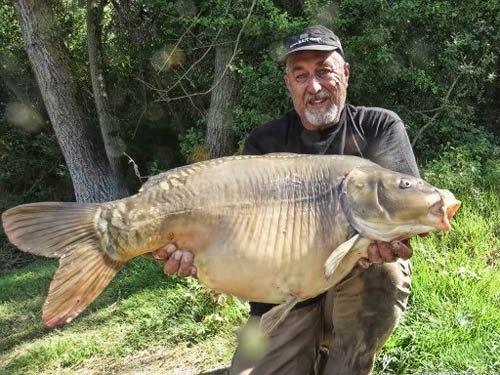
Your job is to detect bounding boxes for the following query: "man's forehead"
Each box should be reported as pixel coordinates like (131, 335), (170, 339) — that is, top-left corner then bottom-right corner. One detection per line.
(286, 50), (343, 69)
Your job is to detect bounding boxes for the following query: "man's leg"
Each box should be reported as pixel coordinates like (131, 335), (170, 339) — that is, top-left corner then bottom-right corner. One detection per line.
(230, 302), (323, 375)
(320, 259), (412, 375)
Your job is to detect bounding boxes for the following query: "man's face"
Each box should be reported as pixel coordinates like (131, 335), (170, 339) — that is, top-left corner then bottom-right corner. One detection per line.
(284, 50), (350, 131)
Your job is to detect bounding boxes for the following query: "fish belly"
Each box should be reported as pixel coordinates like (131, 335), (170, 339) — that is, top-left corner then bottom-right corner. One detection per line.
(185, 201), (351, 304)
(136, 154), (371, 302)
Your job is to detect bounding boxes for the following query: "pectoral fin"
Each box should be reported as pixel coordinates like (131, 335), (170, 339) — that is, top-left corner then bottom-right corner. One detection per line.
(259, 295), (299, 335)
(324, 234), (371, 278)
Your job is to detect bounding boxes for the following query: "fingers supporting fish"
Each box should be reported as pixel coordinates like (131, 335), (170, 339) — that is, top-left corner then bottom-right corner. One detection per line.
(357, 258), (371, 269)
(377, 242), (397, 263)
(156, 244), (177, 259)
(363, 240), (413, 266)
(163, 250), (197, 278)
(390, 240), (413, 260)
(367, 242), (383, 263)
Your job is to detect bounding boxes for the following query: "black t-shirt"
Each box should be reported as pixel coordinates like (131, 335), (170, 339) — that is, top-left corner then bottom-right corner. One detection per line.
(242, 104), (419, 316)
(244, 104), (419, 177)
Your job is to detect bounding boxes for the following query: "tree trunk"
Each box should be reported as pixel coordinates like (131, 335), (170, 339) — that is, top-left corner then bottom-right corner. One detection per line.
(205, 43), (238, 158)
(86, 0), (128, 190)
(14, 0), (128, 202)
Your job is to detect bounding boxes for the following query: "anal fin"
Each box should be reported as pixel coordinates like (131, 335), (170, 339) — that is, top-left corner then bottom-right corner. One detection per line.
(259, 295), (299, 335)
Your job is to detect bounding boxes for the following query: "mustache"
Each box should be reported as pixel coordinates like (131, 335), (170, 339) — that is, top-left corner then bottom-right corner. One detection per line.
(305, 90), (331, 102)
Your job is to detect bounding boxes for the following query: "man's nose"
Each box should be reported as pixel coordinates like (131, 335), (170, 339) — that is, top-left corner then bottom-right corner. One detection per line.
(306, 75), (322, 93)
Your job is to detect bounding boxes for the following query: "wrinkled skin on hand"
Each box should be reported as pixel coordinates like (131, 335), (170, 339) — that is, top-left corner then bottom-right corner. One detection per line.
(357, 239), (413, 269)
(146, 244), (198, 278)
(147, 237), (420, 275)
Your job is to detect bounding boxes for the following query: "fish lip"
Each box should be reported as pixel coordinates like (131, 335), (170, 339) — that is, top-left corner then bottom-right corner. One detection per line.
(443, 200), (461, 229)
(429, 193), (461, 231)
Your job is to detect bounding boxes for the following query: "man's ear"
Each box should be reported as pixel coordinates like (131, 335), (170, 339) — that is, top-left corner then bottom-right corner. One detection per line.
(344, 62), (350, 82)
(283, 73), (291, 91)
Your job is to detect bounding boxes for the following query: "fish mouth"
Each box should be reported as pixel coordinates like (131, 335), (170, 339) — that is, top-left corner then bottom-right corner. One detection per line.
(430, 190), (461, 231)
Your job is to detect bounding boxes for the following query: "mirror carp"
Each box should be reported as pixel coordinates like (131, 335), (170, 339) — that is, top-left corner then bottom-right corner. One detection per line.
(2, 153), (461, 332)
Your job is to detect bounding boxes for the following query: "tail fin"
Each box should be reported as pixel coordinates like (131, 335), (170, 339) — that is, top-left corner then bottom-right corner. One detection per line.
(2, 202), (124, 328)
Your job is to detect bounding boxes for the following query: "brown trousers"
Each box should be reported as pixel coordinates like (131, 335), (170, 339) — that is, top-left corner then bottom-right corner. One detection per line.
(230, 259), (412, 375)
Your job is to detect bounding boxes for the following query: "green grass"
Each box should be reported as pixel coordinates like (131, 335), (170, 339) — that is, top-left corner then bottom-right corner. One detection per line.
(0, 258), (248, 374)
(376, 190), (500, 374)
(1, 186), (499, 374)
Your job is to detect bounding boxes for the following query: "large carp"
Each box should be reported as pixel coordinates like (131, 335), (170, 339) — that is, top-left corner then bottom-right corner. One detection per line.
(2, 154), (460, 332)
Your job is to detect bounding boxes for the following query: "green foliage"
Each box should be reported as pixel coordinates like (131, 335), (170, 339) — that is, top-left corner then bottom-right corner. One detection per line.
(232, 55), (290, 142)
(0, 120), (72, 269)
(0, 1), (24, 63)
(0, 121), (71, 204)
(325, 0), (500, 159)
(422, 138), (499, 197)
(0, 1), (499, 371)
(1, 0), (499, 170)
(178, 118), (206, 160)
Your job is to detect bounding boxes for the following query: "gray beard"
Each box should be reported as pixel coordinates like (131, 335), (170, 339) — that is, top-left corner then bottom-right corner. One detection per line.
(304, 103), (339, 127)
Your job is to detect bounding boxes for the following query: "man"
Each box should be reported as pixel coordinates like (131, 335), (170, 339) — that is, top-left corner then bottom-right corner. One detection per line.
(152, 25), (417, 374)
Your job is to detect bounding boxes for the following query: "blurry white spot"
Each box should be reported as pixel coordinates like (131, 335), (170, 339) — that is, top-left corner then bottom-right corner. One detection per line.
(268, 41), (286, 62)
(456, 266), (480, 280)
(238, 319), (269, 360)
(310, 3), (340, 25)
(151, 46), (185, 73)
(6, 102), (45, 134)
(144, 103), (165, 121)
(175, 0), (197, 16)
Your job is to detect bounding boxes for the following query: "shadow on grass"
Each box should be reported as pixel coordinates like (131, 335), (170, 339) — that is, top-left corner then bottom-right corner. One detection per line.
(0, 259), (56, 301)
(0, 256), (199, 352)
(0, 324), (52, 353)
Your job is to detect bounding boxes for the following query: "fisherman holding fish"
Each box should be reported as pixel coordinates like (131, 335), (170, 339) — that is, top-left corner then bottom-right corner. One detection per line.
(3, 24), (461, 375)
(153, 25), (419, 374)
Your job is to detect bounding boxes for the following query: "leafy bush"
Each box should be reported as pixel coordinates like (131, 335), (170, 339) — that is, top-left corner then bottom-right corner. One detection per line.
(0, 120), (72, 269)
(422, 137), (499, 197)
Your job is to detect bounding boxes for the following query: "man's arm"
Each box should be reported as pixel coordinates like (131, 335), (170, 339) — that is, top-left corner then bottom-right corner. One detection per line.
(365, 113), (420, 177)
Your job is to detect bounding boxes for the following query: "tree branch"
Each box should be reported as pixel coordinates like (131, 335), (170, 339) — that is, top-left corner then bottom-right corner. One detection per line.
(411, 48), (492, 148)
(163, 26), (224, 95)
(165, 0), (257, 102)
(411, 72), (461, 147)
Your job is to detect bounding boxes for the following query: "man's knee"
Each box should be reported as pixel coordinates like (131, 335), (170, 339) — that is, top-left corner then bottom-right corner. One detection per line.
(321, 259), (412, 374)
(339, 259), (412, 346)
(231, 302), (323, 375)
(363, 259), (412, 318)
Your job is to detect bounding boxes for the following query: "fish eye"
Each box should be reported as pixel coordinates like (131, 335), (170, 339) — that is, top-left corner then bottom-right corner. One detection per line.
(399, 179), (413, 189)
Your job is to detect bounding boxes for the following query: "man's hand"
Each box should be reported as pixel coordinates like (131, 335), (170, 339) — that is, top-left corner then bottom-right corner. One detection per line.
(148, 244), (197, 277)
(357, 239), (413, 268)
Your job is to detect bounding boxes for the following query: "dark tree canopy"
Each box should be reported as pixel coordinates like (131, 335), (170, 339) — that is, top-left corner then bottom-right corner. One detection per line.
(0, 0), (498, 207)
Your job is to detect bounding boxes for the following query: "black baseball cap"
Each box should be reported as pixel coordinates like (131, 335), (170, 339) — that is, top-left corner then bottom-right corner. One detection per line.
(281, 25), (344, 62)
